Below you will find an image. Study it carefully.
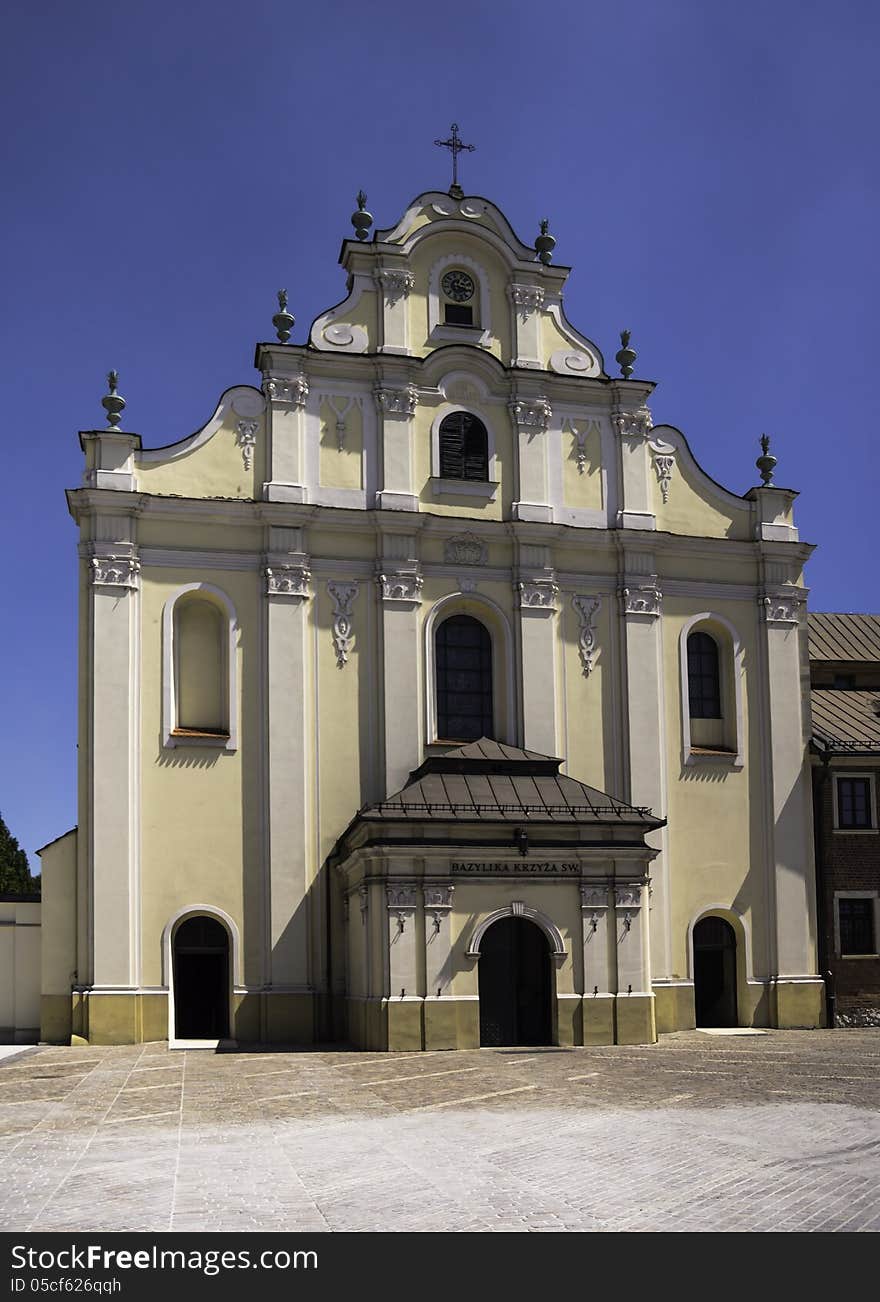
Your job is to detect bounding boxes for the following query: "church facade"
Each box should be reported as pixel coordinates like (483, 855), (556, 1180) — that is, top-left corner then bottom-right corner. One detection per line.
(39, 177), (824, 1049)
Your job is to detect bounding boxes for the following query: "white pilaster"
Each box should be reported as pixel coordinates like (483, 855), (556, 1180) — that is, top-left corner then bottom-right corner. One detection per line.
(88, 545), (140, 988)
(264, 526), (312, 988)
(510, 396), (553, 522)
(581, 885), (612, 994)
(614, 883), (650, 993)
(508, 283), (545, 369)
(374, 384), (419, 511)
(516, 568), (560, 756)
(613, 394), (656, 530)
(424, 884), (454, 997)
(375, 268), (414, 355)
(619, 556), (669, 979)
(386, 884), (419, 998)
(263, 372), (309, 503)
(377, 534), (423, 795)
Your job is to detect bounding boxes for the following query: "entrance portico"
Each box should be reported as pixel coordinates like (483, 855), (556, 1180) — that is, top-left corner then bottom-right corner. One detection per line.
(330, 739), (664, 1050)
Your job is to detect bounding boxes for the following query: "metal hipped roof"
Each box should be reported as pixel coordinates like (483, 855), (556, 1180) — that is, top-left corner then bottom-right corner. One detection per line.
(808, 612), (880, 664)
(811, 689), (880, 754)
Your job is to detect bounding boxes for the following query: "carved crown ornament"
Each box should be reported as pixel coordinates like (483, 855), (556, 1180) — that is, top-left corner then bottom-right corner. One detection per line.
(444, 533), (487, 566)
(374, 384), (418, 418)
(509, 396), (552, 433)
(612, 405), (653, 441)
(263, 373), (309, 407)
(90, 554), (141, 590)
(327, 581), (358, 667)
(620, 584), (662, 619)
(265, 562), (311, 599)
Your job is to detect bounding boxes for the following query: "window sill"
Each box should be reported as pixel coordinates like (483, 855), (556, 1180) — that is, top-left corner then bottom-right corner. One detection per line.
(430, 477), (499, 500)
(165, 728), (233, 750)
(685, 747), (743, 769)
(428, 324), (491, 348)
(832, 827), (878, 835)
(839, 953), (880, 960)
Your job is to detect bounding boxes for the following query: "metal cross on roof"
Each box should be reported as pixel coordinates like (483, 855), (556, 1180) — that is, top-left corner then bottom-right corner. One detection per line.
(434, 122), (475, 198)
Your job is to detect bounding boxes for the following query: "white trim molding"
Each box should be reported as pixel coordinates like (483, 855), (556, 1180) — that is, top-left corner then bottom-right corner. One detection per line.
(427, 251), (492, 345)
(424, 591), (516, 746)
(679, 611), (745, 769)
(833, 890), (880, 957)
(466, 903), (566, 959)
(430, 404), (499, 483)
(161, 582), (239, 751)
(832, 772), (878, 834)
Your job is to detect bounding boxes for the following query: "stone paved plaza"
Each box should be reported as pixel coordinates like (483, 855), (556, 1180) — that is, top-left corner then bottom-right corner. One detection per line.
(1, 1030), (879, 1233)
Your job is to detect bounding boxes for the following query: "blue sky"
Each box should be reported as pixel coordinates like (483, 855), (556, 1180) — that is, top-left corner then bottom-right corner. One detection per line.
(2, 0), (878, 866)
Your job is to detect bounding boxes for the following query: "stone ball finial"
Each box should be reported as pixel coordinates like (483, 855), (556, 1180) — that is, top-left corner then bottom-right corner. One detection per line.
(351, 190), (373, 241)
(756, 433), (777, 486)
(272, 289), (295, 343)
(101, 370), (125, 428)
(616, 330), (637, 379)
(535, 217), (556, 265)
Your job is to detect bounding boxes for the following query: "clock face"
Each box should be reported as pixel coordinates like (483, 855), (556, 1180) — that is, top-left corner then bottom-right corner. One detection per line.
(442, 270), (475, 302)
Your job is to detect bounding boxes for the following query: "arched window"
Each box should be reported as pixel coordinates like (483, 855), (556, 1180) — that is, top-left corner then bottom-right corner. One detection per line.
(438, 411), (489, 481)
(436, 614), (493, 741)
(687, 630), (721, 719)
(174, 596), (227, 735)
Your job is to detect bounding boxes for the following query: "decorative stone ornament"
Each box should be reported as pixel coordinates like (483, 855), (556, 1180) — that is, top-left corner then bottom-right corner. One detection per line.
(264, 373), (309, 406)
(375, 268), (415, 304)
(571, 594), (601, 676)
(265, 563), (311, 599)
(516, 579), (559, 610)
(508, 283), (545, 320)
(535, 218), (556, 265)
(616, 329), (637, 379)
(91, 554), (140, 590)
(374, 385), (418, 418)
(236, 419), (258, 470)
(327, 581), (358, 666)
(649, 439), (676, 503)
(756, 433), (777, 486)
(351, 191), (373, 241)
(564, 418), (599, 474)
(509, 396), (552, 432)
(272, 290), (295, 343)
(445, 533), (487, 566)
(101, 371), (125, 428)
(612, 405), (653, 441)
(760, 591), (804, 625)
(620, 584), (662, 618)
(377, 570), (423, 603)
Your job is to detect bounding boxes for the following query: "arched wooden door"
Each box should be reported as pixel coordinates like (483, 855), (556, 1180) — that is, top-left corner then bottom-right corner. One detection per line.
(479, 917), (553, 1046)
(173, 915), (230, 1039)
(693, 916), (738, 1027)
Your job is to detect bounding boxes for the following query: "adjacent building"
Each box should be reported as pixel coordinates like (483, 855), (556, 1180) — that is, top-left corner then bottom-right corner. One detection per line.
(809, 613), (880, 1025)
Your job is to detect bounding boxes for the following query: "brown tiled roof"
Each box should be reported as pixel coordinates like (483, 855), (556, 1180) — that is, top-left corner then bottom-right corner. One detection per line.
(808, 612), (880, 663)
(364, 739), (661, 825)
(811, 689), (880, 753)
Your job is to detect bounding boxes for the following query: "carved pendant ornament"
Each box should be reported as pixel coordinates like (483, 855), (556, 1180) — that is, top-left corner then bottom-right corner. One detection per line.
(328, 581), (358, 666)
(649, 439), (676, 504)
(564, 417), (600, 475)
(571, 594), (601, 676)
(235, 419), (259, 470)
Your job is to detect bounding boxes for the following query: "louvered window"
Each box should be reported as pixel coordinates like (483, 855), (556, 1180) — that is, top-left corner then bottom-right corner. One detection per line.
(436, 615), (493, 741)
(687, 631), (721, 719)
(438, 411), (489, 481)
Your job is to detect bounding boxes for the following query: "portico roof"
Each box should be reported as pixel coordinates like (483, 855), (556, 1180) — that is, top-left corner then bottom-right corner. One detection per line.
(355, 739), (663, 828)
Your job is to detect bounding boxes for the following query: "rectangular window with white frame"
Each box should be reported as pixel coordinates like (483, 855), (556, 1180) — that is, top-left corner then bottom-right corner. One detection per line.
(833, 773), (878, 832)
(834, 892), (880, 957)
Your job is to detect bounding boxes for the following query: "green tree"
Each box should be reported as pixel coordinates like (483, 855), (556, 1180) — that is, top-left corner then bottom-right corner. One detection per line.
(0, 812), (40, 895)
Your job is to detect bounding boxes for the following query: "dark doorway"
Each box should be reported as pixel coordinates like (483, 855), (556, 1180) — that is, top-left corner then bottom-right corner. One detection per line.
(173, 915), (230, 1039)
(693, 916), (738, 1027)
(479, 917), (553, 1046)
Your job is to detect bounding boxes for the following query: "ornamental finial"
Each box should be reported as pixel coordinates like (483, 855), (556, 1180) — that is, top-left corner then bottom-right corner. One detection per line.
(756, 433), (777, 486)
(351, 191), (373, 241)
(101, 370), (125, 428)
(616, 329), (637, 379)
(272, 289), (295, 343)
(535, 217), (556, 265)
